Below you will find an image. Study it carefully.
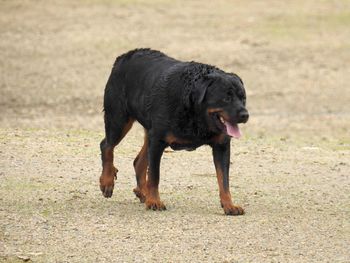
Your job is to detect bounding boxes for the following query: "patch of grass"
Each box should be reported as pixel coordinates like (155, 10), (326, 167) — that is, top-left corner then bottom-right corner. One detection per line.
(83, 0), (173, 7)
(0, 256), (29, 263)
(324, 138), (350, 151)
(1, 178), (55, 192)
(257, 11), (350, 40)
(326, 12), (350, 26)
(65, 129), (103, 141)
(41, 208), (51, 217)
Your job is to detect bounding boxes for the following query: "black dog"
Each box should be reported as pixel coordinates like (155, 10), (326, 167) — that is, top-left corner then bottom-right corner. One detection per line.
(99, 48), (249, 215)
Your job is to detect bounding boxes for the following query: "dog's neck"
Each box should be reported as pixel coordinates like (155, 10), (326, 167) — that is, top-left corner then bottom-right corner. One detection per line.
(172, 105), (216, 141)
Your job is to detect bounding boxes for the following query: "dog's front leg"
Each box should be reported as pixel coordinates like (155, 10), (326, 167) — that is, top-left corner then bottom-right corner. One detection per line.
(212, 140), (244, 215)
(145, 135), (167, 211)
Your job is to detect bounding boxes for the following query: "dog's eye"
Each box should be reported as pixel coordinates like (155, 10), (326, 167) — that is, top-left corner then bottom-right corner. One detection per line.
(237, 91), (244, 99)
(237, 92), (246, 104)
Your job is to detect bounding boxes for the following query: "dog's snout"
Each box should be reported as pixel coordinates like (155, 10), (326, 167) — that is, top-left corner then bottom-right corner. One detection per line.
(238, 110), (249, 123)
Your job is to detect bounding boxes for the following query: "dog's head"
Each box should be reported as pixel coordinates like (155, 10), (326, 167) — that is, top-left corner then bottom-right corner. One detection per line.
(189, 71), (249, 138)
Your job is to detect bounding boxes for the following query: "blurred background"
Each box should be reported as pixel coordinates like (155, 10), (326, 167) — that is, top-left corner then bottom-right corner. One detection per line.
(1, 1), (350, 262)
(1, 0), (349, 139)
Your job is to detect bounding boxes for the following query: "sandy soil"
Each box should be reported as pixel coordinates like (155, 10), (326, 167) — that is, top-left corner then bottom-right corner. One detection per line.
(0, 0), (349, 262)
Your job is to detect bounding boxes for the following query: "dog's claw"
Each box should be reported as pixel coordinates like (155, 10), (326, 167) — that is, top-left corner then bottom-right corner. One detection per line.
(223, 205), (245, 216)
(100, 185), (114, 198)
(145, 200), (166, 211)
(133, 188), (146, 203)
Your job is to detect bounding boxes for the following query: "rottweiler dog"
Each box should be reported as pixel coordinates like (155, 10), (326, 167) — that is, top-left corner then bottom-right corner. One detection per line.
(99, 49), (249, 215)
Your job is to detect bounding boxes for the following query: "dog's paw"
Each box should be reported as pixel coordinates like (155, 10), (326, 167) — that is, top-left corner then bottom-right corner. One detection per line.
(145, 198), (166, 211)
(99, 173), (116, 198)
(223, 204), (244, 216)
(133, 187), (146, 203)
(100, 183), (114, 198)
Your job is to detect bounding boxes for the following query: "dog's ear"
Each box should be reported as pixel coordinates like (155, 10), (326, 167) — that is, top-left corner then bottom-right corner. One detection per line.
(188, 74), (216, 107)
(193, 77), (209, 104)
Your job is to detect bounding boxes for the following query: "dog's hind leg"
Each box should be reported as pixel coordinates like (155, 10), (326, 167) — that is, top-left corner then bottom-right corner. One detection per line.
(99, 107), (134, 198)
(133, 131), (148, 203)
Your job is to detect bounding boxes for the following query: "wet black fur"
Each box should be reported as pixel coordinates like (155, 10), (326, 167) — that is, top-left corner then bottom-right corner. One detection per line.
(104, 49), (247, 144)
(101, 48), (248, 208)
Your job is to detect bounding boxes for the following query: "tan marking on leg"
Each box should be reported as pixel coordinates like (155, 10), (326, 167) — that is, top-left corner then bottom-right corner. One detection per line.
(214, 161), (244, 215)
(133, 132), (148, 202)
(100, 119), (134, 198)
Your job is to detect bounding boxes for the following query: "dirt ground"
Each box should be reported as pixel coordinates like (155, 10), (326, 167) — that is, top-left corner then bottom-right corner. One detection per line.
(0, 0), (349, 262)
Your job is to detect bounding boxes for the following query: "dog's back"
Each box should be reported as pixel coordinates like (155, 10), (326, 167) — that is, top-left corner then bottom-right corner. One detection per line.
(112, 49), (178, 89)
(104, 49), (182, 129)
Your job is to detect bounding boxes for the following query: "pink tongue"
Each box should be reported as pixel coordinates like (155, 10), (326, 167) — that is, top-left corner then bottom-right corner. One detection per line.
(224, 122), (241, 139)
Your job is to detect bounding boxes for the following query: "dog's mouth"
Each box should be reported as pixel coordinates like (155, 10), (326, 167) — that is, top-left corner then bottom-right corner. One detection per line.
(213, 113), (241, 139)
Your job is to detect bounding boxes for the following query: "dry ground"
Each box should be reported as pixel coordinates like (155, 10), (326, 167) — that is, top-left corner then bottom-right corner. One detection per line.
(0, 0), (349, 262)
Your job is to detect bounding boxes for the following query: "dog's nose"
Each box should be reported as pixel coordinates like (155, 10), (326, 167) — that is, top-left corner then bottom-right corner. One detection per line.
(238, 110), (249, 123)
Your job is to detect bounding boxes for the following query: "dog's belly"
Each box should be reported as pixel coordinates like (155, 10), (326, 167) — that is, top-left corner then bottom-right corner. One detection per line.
(169, 143), (200, 151)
